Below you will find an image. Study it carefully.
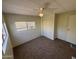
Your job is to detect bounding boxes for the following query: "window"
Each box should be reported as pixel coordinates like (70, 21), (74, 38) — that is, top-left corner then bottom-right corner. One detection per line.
(15, 22), (27, 31)
(27, 22), (36, 30)
(2, 22), (8, 54)
(15, 21), (36, 31)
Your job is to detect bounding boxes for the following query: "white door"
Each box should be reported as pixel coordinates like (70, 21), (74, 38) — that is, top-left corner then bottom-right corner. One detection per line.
(66, 14), (76, 44)
(57, 14), (67, 41)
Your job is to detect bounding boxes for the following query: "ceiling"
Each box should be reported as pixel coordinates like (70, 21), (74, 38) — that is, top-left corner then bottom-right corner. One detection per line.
(2, 0), (76, 16)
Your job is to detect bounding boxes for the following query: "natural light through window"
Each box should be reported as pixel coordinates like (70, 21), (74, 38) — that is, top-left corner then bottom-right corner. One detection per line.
(15, 21), (36, 31)
(27, 22), (36, 30)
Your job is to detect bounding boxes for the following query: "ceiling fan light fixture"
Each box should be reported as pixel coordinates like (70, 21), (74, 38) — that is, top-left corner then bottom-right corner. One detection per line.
(39, 13), (43, 17)
(40, 8), (43, 11)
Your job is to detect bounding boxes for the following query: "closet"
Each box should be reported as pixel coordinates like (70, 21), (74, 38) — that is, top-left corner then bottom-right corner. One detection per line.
(66, 14), (76, 44)
(56, 12), (76, 44)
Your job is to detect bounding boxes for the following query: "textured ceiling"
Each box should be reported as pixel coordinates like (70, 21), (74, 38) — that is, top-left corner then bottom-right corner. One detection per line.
(2, 0), (76, 16)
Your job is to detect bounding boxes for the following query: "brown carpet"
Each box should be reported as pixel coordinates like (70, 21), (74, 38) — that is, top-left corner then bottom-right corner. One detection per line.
(13, 36), (76, 59)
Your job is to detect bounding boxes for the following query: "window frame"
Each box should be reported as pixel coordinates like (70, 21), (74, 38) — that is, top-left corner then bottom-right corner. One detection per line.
(2, 22), (9, 54)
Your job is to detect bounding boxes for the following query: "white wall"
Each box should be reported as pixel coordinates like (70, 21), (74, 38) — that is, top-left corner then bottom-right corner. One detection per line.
(4, 14), (41, 47)
(41, 9), (55, 40)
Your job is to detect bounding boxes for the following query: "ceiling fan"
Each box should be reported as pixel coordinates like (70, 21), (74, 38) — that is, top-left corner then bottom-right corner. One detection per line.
(38, 2), (50, 17)
(38, 2), (57, 17)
